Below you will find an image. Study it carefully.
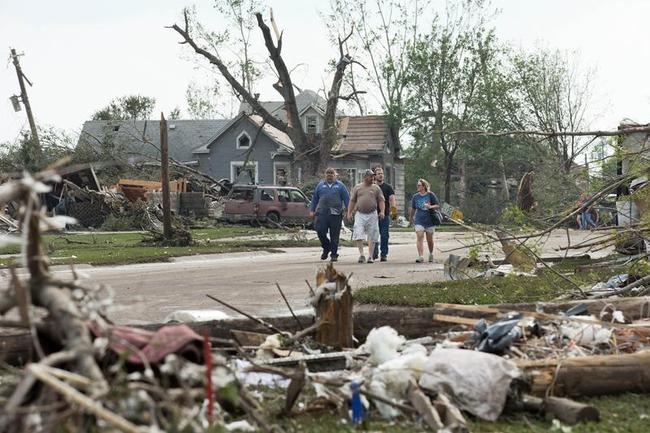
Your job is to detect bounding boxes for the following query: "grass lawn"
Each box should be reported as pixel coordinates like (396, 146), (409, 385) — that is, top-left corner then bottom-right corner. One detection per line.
(354, 256), (611, 306)
(0, 225), (325, 267)
(284, 392), (650, 432)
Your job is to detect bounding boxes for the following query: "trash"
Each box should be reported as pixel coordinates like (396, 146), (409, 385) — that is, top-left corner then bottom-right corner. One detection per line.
(350, 380), (365, 425)
(444, 253), (473, 280)
(368, 351), (429, 418)
(164, 309), (230, 323)
(559, 317), (612, 346)
(468, 313), (524, 354)
(419, 347), (521, 421)
(361, 326), (406, 366)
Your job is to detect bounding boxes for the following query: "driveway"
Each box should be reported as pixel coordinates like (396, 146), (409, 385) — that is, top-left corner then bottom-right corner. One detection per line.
(35, 229), (610, 324)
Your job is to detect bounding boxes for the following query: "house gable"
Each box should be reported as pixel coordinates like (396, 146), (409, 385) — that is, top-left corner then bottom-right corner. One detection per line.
(196, 114), (293, 184)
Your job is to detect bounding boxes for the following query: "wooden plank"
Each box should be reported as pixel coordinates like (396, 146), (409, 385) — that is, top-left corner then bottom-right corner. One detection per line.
(231, 329), (270, 346)
(431, 314), (480, 327)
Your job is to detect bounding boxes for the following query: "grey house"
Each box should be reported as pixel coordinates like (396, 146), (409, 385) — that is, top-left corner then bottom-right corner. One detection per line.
(76, 114), (292, 185)
(77, 89), (405, 211)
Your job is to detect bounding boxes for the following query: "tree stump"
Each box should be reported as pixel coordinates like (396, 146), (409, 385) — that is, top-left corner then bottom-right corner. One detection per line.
(314, 263), (353, 348)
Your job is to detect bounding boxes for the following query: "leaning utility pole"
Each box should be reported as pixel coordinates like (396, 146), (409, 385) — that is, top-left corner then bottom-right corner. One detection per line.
(10, 48), (41, 165)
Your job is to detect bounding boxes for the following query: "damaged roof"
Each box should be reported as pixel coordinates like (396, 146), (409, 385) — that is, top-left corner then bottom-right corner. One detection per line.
(334, 115), (394, 155)
(77, 119), (231, 163)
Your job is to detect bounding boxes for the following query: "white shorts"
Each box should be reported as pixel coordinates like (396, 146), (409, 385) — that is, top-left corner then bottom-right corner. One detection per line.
(353, 211), (380, 242)
(414, 224), (435, 234)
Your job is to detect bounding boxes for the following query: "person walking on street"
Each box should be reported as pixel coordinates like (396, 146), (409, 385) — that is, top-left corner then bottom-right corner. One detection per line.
(347, 169), (385, 263)
(310, 167), (350, 262)
(372, 166), (397, 262)
(409, 179), (440, 263)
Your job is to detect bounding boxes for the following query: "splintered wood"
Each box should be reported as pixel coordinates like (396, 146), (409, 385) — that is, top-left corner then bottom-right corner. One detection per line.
(314, 263), (353, 348)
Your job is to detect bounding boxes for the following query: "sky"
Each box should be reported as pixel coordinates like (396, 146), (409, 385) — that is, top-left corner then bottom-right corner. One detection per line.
(1, 0), (650, 146)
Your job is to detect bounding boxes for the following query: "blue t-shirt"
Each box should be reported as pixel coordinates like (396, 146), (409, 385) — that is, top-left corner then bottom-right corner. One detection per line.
(411, 191), (439, 227)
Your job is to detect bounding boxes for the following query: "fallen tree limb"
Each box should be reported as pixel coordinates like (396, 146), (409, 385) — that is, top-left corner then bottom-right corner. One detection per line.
(28, 363), (141, 433)
(522, 395), (600, 425)
(518, 350), (650, 397)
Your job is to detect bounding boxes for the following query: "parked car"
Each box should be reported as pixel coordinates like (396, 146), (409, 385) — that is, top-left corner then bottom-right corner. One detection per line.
(221, 185), (312, 226)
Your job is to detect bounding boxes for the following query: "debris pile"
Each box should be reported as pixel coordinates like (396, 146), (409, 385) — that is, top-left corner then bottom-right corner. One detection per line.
(4, 171), (650, 432)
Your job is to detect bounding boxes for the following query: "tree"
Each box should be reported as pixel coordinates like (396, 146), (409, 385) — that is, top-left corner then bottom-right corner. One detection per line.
(171, 7), (356, 180)
(509, 49), (594, 172)
(324, 0), (426, 144)
(185, 80), (242, 119)
(0, 127), (75, 173)
(404, 2), (489, 202)
(91, 95), (156, 120)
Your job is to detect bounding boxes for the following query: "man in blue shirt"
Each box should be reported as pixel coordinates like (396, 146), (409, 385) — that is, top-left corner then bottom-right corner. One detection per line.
(309, 167), (350, 262)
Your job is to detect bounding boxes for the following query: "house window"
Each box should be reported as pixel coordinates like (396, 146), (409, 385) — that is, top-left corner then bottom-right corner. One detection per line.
(236, 131), (251, 149)
(230, 161), (259, 184)
(335, 168), (356, 188)
(274, 163), (290, 186)
(306, 116), (318, 134)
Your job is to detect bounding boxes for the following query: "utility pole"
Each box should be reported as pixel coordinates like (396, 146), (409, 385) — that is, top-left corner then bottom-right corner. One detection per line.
(10, 48), (41, 165)
(160, 113), (172, 240)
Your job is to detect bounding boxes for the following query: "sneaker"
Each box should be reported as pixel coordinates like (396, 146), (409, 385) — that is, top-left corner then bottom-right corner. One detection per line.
(415, 257), (423, 263)
(367, 258), (374, 264)
(372, 254), (379, 260)
(330, 255), (338, 262)
(320, 250), (330, 260)
(380, 256), (387, 262)
(428, 253), (434, 262)
(358, 255), (366, 263)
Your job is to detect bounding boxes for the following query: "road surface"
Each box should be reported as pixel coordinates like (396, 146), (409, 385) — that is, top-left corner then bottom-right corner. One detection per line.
(14, 229), (611, 324)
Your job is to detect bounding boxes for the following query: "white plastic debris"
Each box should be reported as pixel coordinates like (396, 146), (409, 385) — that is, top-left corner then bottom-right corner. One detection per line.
(233, 359), (289, 388)
(225, 420), (257, 432)
(559, 319), (612, 346)
(368, 352), (429, 418)
(255, 334), (283, 360)
(163, 309), (229, 323)
(360, 326), (405, 366)
(418, 347), (521, 421)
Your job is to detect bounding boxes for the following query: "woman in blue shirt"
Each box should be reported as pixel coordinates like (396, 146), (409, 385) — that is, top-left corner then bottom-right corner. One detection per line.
(409, 179), (440, 263)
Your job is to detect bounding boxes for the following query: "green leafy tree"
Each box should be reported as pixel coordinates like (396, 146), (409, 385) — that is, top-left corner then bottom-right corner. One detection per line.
(324, 0), (427, 139)
(0, 126), (75, 172)
(404, 2), (490, 202)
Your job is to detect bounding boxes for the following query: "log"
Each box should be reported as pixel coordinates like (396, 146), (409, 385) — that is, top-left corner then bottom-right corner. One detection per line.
(518, 350), (650, 397)
(6, 297), (650, 366)
(522, 395), (600, 425)
(544, 397), (600, 424)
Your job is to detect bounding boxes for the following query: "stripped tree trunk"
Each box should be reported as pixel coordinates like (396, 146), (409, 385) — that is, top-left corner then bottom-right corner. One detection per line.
(314, 264), (353, 348)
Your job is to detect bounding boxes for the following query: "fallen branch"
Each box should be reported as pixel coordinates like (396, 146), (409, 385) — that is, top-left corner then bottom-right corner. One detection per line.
(28, 363), (141, 433)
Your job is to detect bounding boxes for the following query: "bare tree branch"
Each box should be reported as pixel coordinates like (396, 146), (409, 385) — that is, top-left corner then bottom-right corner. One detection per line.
(169, 10), (288, 134)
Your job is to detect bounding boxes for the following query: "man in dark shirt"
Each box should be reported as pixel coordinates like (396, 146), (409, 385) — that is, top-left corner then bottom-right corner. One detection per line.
(372, 166), (397, 261)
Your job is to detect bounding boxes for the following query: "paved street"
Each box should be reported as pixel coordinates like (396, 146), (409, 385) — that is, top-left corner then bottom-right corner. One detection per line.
(21, 229), (611, 324)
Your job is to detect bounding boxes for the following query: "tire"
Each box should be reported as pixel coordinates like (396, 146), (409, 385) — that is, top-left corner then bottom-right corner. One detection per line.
(266, 211), (280, 224)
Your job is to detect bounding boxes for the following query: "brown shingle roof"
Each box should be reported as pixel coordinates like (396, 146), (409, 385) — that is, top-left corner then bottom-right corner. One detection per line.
(335, 115), (390, 153)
